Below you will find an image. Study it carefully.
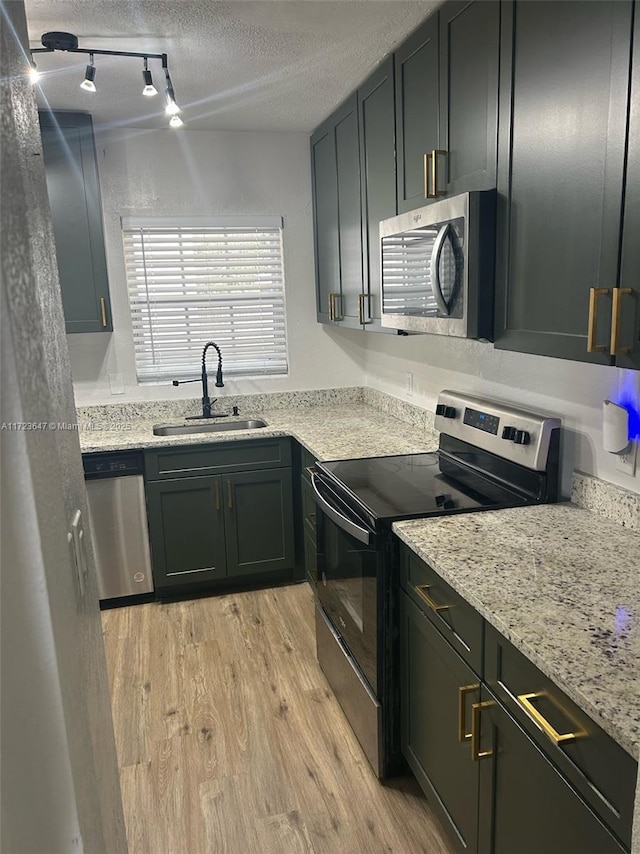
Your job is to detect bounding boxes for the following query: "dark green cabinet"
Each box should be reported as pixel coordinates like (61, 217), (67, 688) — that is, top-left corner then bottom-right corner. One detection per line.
(395, 2), (499, 213)
(358, 57), (397, 328)
(439, 0), (499, 196)
(39, 111), (112, 334)
(310, 94), (363, 328)
(400, 592), (480, 852)
(225, 469), (294, 576)
(300, 446), (317, 587)
(617, 4), (640, 370)
(145, 440), (295, 595)
(146, 476), (227, 588)
(494, 1), (634, 364)
(477, 690), (627, 854)
(399, 544), (635, 854)
(395, 14), (440, 212)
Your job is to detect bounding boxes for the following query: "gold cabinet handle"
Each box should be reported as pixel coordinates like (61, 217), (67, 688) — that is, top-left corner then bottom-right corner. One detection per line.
(610, 287), (634, 356)
(226, 480), (233, 509)
(329, 293), (342, 322)
(427, 149), (448, 198)
(307, 512), (316, 528)
(305, 465), (315, 477)
(414, 584), (450, 613)
(587, 287), (611, 352)
(214, 480), (221, 511)
(423, 153), (429, 198)
(328, 293), (334, 321)
(458, 684), (479, 742)
(100, 297), (108, 327)
(516, 692), (582, 746)
(358, 293), (365, 325)
(471, 700), (494, 760)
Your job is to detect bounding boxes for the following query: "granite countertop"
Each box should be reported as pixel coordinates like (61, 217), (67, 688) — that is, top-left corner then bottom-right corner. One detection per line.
(394, 504), (640, 759)
(78, 402), (439, 460)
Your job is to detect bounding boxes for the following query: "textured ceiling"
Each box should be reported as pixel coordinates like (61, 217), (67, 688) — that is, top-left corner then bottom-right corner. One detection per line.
(25, 0), (438, 133)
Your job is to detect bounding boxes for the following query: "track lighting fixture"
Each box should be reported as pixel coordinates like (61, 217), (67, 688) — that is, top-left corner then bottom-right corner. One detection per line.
(80, 54), (96, 92)
(30, 32), (183, 127)
(142, 58), (157, 97)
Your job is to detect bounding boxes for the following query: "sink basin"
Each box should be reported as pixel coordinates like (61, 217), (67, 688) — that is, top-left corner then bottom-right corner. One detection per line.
(153, 419), (268, 436)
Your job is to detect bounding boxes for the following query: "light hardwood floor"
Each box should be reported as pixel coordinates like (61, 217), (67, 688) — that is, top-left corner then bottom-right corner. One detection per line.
(102, 582), (454, 854)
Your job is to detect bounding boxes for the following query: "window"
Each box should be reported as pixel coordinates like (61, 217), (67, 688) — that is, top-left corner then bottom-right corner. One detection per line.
(122, 216), (288, 383)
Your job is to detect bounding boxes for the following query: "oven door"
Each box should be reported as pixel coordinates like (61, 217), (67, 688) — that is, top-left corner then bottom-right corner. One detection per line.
(312, 473), (379, 696)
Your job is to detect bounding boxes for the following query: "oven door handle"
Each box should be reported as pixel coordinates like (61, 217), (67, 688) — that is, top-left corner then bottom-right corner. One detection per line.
(311, 474), (373, 546)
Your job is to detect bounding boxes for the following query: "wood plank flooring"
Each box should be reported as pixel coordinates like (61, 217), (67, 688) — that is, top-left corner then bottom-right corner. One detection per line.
(102, 582), (454, 854)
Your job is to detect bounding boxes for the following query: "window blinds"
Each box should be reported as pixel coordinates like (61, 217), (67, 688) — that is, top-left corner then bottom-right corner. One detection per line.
(122, 218), (288, 383)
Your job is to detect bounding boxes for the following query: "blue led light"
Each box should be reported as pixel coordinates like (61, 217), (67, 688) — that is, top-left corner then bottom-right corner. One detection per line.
(612, 373), (640, 440)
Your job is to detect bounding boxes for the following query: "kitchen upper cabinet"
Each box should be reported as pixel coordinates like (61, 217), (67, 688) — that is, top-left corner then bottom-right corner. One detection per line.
(439, 0), (499, 196)
(358, 57), (397, 328)
(39, 111), (113, 334)
(617, 4), (640, 370)
(395, 1), (499, 213)
(395, 14), (440, 212)
(494, 1), (634, 364)
(310, 94), (363, 328)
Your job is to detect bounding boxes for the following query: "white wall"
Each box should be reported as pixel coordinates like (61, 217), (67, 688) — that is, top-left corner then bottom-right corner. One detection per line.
(69, 126), (364, 404)
(352, 328), (640, 496)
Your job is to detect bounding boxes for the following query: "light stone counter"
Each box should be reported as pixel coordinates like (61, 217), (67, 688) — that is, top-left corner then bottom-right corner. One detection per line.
(77, 401), (439, 460)
(394, 504), (640, 759)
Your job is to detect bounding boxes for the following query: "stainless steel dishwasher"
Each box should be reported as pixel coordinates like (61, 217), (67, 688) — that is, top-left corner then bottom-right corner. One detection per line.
(83, 450), (154, 604)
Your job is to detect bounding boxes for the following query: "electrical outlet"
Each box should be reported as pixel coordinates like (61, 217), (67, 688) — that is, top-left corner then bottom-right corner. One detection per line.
(405, 371), (413, 397)
(615, 440), (638, 476)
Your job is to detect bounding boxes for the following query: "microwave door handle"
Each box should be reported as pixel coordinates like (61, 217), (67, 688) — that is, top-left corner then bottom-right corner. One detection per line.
(311, 474), (373, 546)
(430, 222), (452, 316)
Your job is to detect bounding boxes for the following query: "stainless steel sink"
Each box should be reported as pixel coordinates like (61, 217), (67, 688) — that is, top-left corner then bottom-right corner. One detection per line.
(153, 419), (268, 436)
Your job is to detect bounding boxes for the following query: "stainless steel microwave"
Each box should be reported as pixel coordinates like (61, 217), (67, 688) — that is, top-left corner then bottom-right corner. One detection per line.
(379, 190), (496, 339)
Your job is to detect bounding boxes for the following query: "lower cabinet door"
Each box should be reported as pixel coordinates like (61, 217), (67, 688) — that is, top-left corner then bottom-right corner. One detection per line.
(224, 468), (295, 576)
(400, 592), (480, 853)
(477, 690), (628, 854)
(146, 476), (227, 590)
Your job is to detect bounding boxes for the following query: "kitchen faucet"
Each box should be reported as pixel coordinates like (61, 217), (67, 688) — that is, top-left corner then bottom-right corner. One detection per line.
(172, 341), (227, 418)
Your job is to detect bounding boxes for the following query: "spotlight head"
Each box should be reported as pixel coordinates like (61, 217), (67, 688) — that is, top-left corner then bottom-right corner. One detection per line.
(142, 67), (158, 97)
(165, 87), (181, 116)
(80, 61), (96, 92)
(169, 114), (184, 128)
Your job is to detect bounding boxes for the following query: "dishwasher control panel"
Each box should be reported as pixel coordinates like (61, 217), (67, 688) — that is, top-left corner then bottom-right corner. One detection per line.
(83, 450), (144, 478)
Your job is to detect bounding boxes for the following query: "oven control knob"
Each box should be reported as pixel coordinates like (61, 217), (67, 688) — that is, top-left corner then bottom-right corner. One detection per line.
(513, 429), (530, 445)
(436, 404), (457, 419)
(502, 426), (517, 440)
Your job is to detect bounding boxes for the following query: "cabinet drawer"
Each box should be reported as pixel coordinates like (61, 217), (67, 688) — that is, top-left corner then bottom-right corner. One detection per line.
(484, 623), (636, 849)
(401, 546), (483, 674)
(145, 438), (291, 480)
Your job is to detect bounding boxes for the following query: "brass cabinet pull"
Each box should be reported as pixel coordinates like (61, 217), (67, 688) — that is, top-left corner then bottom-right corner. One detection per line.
(610, 287), (634, 356)
(307, 512), (316, 528)
(226, 480), (233, 509)
(329, 293), (342, 322)
(516, 692), (581, 746)
(414, 583), (450, 613)
(214, 480), (221, 511)
(423, 153), (429, 198)
(428, 149), (448, 198)
(471, 700), (494, 760)
(358, 293), (365, 325)
(100, 297), (108, 327)
(586, 287), (611, 352)
(328, 294), (334, 321)
(458, 684), (480, 742)
(305, 465), (315, 477)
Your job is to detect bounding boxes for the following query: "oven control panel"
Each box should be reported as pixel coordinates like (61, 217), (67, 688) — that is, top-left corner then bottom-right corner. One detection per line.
(434, 390), (561, 471)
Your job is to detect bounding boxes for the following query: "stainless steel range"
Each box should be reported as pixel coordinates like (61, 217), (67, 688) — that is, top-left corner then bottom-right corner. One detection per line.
(311, 390), (561, 778)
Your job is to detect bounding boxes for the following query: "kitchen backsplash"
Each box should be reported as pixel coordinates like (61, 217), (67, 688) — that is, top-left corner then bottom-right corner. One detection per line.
(572, 471), (640, 531)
